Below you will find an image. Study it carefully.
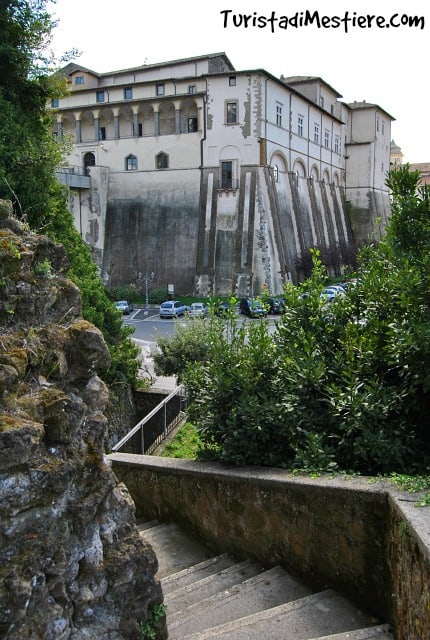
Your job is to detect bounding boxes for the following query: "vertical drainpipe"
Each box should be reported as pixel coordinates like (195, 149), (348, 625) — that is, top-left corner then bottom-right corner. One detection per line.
(263, 77), (267, 166)
(307, 105), (310, 175)
(200, 80), (207, 169)
(289, 91), (292, 170)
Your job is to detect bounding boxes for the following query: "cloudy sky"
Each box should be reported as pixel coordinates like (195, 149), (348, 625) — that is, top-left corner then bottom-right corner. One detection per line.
(48, 0), (429, 163)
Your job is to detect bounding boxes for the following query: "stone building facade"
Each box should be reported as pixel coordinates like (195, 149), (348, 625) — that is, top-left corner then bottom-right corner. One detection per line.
(53, 52), (393, 296)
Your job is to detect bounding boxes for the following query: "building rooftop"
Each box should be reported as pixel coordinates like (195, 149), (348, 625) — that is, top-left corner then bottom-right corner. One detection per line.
(347, 100), (395, 121)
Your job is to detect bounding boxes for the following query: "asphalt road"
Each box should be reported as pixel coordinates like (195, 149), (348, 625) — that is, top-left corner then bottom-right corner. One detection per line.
(122, 307), (280, 343)
(121, 308), (185, 342)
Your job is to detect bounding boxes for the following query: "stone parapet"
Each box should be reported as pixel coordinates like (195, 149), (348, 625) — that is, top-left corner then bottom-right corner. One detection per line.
(109, 453), (430, 640)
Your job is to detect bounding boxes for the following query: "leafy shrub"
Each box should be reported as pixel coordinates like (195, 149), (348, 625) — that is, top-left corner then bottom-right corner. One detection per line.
(105, 285), (138, 302)
(149, 288), (169, 304)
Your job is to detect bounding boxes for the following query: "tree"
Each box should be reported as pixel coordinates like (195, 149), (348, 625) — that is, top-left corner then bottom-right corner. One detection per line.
(0, 0), (141, 388)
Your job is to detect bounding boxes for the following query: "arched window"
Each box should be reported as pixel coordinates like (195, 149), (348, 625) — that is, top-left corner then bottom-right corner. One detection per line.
(126, 154), (138, 171)
(156, 152), (169, 169)
(272, 165), (279, 182)
(84, 152), (95, 175)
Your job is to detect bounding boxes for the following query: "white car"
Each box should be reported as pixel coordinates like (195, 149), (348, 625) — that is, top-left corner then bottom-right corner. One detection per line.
(320, 287), (345, 303)
(159, 300), (188, 318)
(189, 303), (208, 318)
(115, 300), (134, 314)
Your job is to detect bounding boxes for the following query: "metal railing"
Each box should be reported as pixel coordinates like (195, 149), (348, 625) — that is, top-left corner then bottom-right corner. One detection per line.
(216, 179), (240, 190)
(112, 385), (187, 455)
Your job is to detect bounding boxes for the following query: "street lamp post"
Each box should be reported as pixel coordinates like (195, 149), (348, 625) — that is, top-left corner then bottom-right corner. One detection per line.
(144, 272), (155, 314)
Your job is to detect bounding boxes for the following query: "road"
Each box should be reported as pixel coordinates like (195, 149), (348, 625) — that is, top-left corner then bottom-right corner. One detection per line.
(122, 308), (280, 344)
(122, 308), (180, 342)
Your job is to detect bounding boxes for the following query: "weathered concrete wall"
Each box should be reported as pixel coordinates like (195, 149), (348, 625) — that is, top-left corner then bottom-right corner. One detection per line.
(69, 166), (382, 296)
(109, 454), (430, 640)
(194, 166), (354, 296)
(101, 169), (201, 293)
(346, 188), (391, 247)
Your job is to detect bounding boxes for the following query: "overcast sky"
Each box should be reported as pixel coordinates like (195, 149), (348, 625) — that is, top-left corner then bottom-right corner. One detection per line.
(48, 0), (429, 163)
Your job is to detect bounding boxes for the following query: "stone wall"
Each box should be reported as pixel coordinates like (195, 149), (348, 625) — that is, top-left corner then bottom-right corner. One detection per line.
(109, 453), (430, 640)
(0, 201), (165, 639)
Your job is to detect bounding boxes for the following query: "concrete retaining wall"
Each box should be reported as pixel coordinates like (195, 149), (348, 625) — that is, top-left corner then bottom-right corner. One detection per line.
(108, 454), (430, 640)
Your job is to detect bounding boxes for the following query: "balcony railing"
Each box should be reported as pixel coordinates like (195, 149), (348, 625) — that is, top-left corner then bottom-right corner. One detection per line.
(55, 165), (90, 188)
(217, 179), (240, 191)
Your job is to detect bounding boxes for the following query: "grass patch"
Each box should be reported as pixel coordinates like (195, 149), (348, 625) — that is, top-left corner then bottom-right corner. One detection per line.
(161, 422), (201, 459)
(388, 473), (430, 506)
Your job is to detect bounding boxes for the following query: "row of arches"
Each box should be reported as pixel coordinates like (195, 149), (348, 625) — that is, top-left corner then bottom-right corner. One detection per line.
(57, 98), (200, 143)
(270, 152), (341, 186)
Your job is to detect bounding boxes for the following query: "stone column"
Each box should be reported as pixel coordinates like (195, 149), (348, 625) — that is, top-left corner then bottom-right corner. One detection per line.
(92, 110), (100, 141)
(132, 109), (139, 137)
(113, 109), (120, 139)
(173, 100), (181, 134)
(154, 110), (160, 137)
(73, 113), (82, 143)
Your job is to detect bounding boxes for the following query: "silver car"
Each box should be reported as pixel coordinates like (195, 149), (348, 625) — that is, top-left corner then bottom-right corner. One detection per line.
(159, 300), (188, 318)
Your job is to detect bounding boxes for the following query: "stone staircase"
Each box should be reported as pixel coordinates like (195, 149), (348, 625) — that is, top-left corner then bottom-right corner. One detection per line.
(138, 521), (394, 640)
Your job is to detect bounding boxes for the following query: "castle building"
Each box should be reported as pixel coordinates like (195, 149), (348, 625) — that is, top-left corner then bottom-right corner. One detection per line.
(53, 53), (393, 296)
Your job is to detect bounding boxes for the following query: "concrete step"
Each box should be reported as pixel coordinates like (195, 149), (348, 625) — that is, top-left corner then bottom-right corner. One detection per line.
(165, 559), (268, 614)
(308, 627), (394, 640)
(176, 590), (384, 640)
(137, 521), (394, 640)
(137, 521), (213, 578)
(161, 554), (236, 595)
(167, 565), (313, 638)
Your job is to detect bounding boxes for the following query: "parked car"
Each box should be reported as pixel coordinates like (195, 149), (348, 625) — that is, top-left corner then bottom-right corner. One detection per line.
(159, 300), (188, 318)
(215, 301), (236, 317)
(239, 298), (267, 318)
(115, 300), (134, 314)
(189, 302), (208, 318)
(265, 298), (285, 314)
(320, 287), (346, 303)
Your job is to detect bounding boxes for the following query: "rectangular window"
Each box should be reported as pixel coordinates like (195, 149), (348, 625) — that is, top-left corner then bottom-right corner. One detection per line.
(188, 85), (196, 94)
(319, 96), (324, 108)
(75, 76), (84, 85)
(226, 102), (238, 124)
(51, 98), (59, 108)
(297, 115), (303, 137)
(96, 90), (105, 103)
(376, 117), (380, 132)
(314, 124), (320, 144)
(138, 123), (143, 137)
(156, 83), (165, 96)
(276, 104), (282, 127)
(187, 117), (198, 132)
(382, 121), (385, 134)
(334, 135), (340, 154)
(127, 156), (138, 171)
(221, 161), (233, 189)
(99, 126), (106, 141)
(229, 76), (236, 86)
(124, 86), (132, 99)
(324, 130), (330, 149)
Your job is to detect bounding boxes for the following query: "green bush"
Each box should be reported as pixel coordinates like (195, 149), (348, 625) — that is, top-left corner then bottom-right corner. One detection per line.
(105, 285), (139, 302)
(149, 288), (169, 304)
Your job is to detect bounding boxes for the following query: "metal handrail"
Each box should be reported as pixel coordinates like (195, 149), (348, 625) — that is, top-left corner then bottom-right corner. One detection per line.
(112, 384), (186, 454)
